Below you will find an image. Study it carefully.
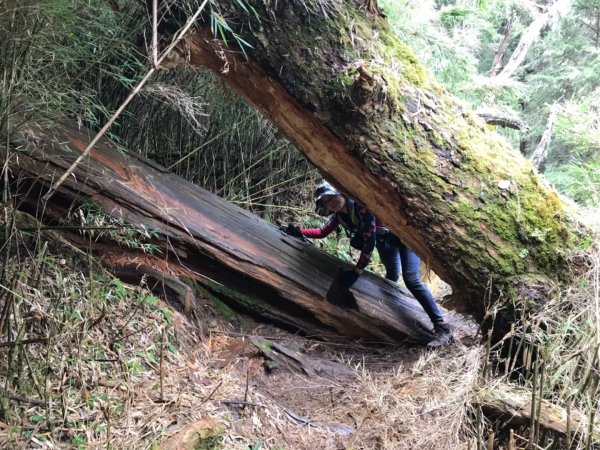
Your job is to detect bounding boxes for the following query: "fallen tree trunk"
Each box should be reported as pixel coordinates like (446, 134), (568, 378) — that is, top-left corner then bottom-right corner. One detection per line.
(476, 384), (600, 445)
(158, 3), (589, 330)
(7, 117), (436, 343)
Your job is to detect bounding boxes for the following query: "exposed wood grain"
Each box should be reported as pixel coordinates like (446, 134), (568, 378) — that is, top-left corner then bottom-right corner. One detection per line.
(9, 117), (435, 343)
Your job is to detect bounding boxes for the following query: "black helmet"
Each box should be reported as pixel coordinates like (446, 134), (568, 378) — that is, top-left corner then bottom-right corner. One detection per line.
(314, 182), (340, 216)
(314, 181), (340, 202)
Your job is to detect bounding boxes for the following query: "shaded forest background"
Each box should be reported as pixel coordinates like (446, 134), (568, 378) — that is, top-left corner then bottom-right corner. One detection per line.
(1, 0), (599, 449)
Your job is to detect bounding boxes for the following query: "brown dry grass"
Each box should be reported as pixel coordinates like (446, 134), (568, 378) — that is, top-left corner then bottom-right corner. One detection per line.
(0, 226), (483, 449)
(3, 214), (599, 449)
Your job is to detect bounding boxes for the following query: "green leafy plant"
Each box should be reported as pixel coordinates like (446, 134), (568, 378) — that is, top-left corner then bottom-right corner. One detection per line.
(30, 414), (44, 425)
(545, 161), (600, 207)
(0, 0), (146, 140)
(73, 203), (162, 254)
(70, 433), (86, 448)
(125, 358), (144, 377)
(209, 10), (254, 58)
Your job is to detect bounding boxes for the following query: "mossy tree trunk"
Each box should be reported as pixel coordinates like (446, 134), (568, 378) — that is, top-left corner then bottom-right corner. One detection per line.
(165, 2), (588, 327)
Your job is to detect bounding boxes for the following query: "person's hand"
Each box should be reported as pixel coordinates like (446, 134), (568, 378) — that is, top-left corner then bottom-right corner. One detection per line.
(280, 223), (305, 240)
(339, 269), (360, 288)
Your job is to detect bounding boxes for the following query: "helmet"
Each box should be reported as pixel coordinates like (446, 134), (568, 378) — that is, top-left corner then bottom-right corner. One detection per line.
(314, 181), (340, 216)
(314, 181), (340, 202)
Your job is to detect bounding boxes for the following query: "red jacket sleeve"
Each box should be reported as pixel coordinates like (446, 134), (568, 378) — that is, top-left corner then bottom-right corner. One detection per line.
(301, 215), (339, 238)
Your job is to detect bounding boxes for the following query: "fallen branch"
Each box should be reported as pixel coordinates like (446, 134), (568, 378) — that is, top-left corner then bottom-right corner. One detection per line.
(475, 384), (600, 444)
(7, 394), (47, 407)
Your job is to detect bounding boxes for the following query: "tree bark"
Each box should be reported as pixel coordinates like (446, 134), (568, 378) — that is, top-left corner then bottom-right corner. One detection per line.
(7, 117), (436, 343)
(161, 2), (587, 326)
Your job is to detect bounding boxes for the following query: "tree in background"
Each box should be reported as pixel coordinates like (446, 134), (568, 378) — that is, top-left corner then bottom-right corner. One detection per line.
(524, 0), (600, 206)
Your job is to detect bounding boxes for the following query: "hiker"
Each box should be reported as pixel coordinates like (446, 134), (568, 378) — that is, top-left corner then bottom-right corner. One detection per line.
(282, 182), (453, 348)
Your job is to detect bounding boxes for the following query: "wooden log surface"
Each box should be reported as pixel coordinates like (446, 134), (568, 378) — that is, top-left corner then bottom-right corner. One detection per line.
(8, 117), (439, 343)
(476, 384), (600, 444)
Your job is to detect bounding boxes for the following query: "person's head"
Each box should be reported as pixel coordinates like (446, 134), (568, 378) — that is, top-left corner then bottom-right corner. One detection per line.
(314, 182), (345, 215)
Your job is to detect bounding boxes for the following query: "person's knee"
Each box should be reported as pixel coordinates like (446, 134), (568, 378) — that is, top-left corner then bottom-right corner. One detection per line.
(403, 272), (422, 289)
(383, 260), (400, 282)
(386, 271), (400, 282)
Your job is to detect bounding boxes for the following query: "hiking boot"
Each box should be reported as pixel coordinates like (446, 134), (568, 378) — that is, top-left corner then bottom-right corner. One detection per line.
(427, 322), (454, 349)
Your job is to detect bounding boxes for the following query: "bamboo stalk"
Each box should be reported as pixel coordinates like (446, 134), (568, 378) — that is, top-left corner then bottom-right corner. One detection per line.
(476, 407), (483, 450)
(42, 0), (210, 201)
(483, 330), (492, 380)
(505, 323), (515, 376)
(566, 399), (572, 448)
(509, 429), (515, 450)
(486, 432), (494, 450)
(534, 359), (545, 446)
(102, 400), (111, 450)
(585, 376), (599, 450)
(152, 0), (158, 66)
(159, 327), (165, 402)
(529, 358), (539, 448)
(242, 367), (250, 411)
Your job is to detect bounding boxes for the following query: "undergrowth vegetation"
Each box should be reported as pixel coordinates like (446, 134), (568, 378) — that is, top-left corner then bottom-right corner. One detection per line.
(487, 243), (600, 448)
(0, 0), (146, 134)
(0, 220), (186, 448)
(2, 210), (597, 448)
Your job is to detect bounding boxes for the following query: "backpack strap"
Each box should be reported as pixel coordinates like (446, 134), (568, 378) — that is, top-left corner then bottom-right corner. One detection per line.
(337, 199), (359, 232)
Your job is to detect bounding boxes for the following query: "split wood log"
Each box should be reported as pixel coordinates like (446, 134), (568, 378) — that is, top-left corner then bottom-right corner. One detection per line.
(8, 117), (437, 343)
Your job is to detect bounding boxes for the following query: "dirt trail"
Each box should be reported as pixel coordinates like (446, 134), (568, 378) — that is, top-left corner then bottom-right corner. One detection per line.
(187, 313), (479, 450)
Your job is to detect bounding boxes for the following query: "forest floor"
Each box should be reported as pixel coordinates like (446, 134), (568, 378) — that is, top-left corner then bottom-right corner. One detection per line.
(0, 233), (481, 450)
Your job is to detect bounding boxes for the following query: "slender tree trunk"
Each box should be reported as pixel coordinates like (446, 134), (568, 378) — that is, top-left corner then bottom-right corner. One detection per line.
(496, 0), (572, 81)
(490, 12), (516, 77)
(530, 104), (560, 170)
(160, 2), (588, 330)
